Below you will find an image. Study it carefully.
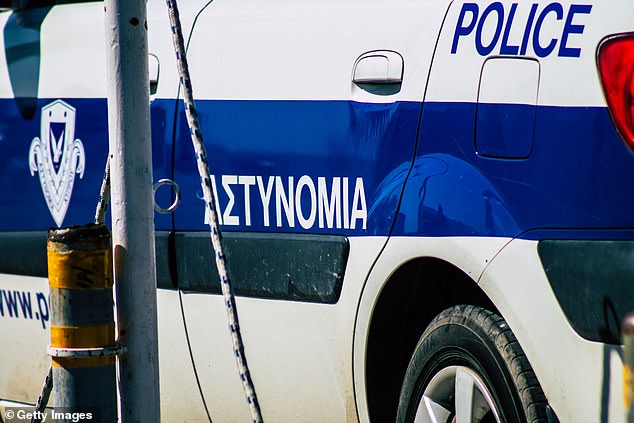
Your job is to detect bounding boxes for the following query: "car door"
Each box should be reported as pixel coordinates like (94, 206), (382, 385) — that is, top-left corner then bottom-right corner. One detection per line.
(172, 0), (447, 421)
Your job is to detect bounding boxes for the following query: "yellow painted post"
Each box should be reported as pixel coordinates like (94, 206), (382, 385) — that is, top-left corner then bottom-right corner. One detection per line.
(623, 313), (634, 423)
(47, 223), (116, 422)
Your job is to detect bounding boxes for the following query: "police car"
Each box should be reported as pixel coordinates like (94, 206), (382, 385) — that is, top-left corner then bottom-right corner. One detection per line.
(0, 0), (632, 422)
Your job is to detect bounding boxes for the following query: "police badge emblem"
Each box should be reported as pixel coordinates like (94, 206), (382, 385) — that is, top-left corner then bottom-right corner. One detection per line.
(28, 100), (85, 227)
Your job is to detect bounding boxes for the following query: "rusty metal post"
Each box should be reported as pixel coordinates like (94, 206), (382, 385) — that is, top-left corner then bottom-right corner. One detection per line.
(47, 223), (116, 422)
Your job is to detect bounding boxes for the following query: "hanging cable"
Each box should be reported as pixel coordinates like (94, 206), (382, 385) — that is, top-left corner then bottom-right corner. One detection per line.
(29, 367), (52, 423)
(95, 155), (111, 225)
(164, 1), (263, 422)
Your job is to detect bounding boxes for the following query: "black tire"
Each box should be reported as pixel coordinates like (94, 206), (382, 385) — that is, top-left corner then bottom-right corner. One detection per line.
(396, 305), (550, 423)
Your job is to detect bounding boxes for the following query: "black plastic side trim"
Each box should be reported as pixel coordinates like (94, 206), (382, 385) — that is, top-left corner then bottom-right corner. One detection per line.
(176, 232), (349, 304)
(538, 240), (634, 344)
(0, 231), (351, 303)
(155, 231), (175, 290)
(0, 231), (47, 277)
(0, 231), (176, 290)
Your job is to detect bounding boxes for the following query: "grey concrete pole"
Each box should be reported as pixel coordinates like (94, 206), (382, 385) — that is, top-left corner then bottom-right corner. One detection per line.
(104, 1), (160, 421)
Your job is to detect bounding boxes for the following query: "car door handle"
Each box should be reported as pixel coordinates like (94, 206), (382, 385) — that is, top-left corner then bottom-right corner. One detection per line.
(353, 50), (403, 85)
(353, 50), (403, 95)
(149, 53), (159, 95)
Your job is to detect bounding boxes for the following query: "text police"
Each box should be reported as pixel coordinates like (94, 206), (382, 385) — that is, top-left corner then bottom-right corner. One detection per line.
(452, 2), (592, 57)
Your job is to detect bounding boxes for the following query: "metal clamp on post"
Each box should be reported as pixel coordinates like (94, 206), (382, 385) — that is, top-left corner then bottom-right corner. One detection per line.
(47, 223), (119, 422)
(47, 345), (126, 359)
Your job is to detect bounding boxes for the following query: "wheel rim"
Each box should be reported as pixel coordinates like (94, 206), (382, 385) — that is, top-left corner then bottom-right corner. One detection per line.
(413, 365), (502, 423)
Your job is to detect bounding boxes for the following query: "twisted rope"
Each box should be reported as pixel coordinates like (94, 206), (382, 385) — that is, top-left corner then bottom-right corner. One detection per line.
(95, 155), (111, 225)
(29, 367), (52, 423)
(165, 1), (263, 422)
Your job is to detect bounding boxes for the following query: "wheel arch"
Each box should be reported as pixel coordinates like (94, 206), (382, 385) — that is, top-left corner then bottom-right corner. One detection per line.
(364, 256), (497, 423)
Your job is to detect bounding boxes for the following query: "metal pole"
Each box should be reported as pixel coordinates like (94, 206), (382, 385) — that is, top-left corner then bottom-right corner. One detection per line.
(104, 1), (160, 422)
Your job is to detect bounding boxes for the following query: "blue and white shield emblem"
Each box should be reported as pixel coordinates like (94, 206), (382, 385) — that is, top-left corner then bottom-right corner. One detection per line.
(28, 99), (85, 227)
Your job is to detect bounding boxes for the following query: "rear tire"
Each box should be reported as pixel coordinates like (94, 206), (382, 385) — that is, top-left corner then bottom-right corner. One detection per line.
(396, 305), (549, 423)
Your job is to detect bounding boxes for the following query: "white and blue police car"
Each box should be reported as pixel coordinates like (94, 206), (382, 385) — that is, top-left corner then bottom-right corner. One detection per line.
(0, 0), (632, 422)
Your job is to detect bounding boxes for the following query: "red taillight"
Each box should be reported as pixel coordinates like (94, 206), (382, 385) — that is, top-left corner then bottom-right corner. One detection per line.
(598, 34), (634, 154)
